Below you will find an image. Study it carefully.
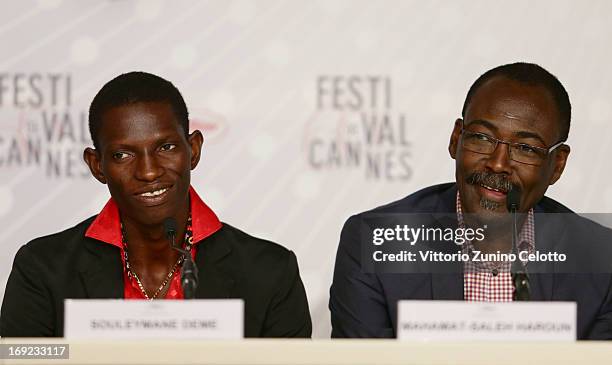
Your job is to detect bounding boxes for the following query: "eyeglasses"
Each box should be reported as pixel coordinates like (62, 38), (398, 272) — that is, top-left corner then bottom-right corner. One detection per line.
(460, 127), (565, 166)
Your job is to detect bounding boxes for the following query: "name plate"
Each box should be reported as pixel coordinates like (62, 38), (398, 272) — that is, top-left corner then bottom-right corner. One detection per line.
(397, 300), (576, 341)
(64, 299), (243, 339)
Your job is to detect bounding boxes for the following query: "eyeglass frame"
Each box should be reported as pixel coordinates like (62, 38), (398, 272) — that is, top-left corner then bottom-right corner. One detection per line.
(459, 120), (566, 166)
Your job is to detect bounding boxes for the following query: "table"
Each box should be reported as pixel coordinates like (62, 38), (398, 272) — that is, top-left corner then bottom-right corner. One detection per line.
(2, 339), (611, 365)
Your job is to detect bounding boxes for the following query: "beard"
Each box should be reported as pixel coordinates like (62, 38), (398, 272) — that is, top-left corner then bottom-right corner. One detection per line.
(479, 196), (501, 210)
(461, 171), (518, 233)
(466, 171), (515, 211)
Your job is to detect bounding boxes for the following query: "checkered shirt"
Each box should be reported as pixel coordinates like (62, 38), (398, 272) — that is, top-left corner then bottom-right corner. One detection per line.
(456, 192), (535, 301)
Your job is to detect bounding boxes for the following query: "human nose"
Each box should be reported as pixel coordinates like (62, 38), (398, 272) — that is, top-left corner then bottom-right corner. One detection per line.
(134, 152), (164, 181)
(484, 140), (513, 174)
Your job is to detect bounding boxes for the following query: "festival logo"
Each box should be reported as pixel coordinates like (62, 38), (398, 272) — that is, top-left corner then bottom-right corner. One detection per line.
(0, 73), (89, 179)
(303, 75), (412, 181)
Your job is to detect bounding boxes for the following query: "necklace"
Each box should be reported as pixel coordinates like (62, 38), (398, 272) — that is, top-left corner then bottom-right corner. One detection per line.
(126, 254), (184, 299)
(121, 217), (194, 300)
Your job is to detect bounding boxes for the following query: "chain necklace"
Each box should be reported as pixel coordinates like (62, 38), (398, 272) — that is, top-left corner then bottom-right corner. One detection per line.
(126, 253), (183, 299)
(121, 217), (193, 300)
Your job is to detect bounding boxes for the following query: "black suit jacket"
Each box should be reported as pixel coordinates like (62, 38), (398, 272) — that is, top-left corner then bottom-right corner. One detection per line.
(1, 218), (312, 338)
(330, 183), (612, 339)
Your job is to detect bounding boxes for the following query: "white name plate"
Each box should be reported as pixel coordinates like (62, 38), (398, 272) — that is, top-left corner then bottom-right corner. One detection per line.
(64, 299), (243, 339)
(398, 300), (576, 341)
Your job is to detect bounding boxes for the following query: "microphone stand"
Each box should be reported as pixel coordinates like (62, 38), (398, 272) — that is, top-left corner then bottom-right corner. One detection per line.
(509, 194), (530, 301)
(164, 218), (199, 300)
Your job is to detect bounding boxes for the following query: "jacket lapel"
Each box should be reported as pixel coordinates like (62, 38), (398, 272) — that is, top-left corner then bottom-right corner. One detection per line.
(430, 185), (464, 299)
(431, 273), (464, 299)
(529, 274), (554, 301)
(194, 232), (236, 299)
(529, 210), (559, 301)
(78, 239), (124, 298)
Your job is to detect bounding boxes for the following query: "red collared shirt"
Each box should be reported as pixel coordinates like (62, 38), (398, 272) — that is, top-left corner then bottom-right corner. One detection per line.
(456, 192), (535, 301)
(84, 187), (222, 299)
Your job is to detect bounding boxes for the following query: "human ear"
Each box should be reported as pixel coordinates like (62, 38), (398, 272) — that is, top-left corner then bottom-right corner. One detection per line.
(448, 118), (463, 159)
(83, 147), (107, 184)
(548, 144), (570, 185)
(187, 130), (204, 170)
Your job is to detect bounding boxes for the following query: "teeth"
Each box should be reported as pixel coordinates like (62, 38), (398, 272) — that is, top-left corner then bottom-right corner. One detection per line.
(140, 188), (167, 197)
(482, 184), (503, 193)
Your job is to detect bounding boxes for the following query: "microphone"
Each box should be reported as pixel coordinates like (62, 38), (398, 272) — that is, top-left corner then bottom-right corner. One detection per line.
(506, 188), (530, 301)
(506, 188), (521, 212)
(181, 253), (198, 300)
(163, 217), (199, 299)
(163, 218), (177, 247)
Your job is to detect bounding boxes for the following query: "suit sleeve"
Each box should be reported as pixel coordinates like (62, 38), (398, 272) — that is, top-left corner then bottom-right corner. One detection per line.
(586, 274), (612, 339)
(329, 215), (394, 338)
(1, 244), (55, 337)
(261, 250), (312, 337)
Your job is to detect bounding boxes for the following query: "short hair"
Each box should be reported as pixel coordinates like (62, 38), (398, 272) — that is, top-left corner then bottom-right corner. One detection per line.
(461, 62), (571, 142)
(88, 71), (189, 149)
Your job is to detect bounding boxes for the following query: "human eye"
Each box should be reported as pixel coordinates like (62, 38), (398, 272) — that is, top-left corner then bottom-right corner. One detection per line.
(466, 131), (492, 142)
(112, 151), (131, 161)
(515, 143), (540, 156)
(160, 143), (176, 152)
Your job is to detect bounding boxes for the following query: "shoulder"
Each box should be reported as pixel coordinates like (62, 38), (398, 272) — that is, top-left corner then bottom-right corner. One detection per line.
(536, 195), (573, 213)
(207, 223), (295, 266)
(535, 198), (612, 267)
(17, 216), (96, 261)
(8, 216), (98, 283)
(343, 183), (456, 227)
(535, 195), (612, 240)
(373, 183), (456, 213)
(334, 183), (456, 253)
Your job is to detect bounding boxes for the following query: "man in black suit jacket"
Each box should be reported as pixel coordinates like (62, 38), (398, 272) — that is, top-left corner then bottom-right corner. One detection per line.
(1, 72), (311, 338)
(330, 62), (612, 339)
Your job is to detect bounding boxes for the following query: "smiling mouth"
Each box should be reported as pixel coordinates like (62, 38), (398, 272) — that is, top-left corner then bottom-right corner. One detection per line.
(479, 184), (507, 194)
(139, 188), (168, 197)
(477, 183), (509, 205)
(134, 186), (172, 206)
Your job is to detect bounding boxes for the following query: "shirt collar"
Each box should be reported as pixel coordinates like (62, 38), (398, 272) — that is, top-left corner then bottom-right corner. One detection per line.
(455, 190), (536, 252)
(85, 186), (222, 247)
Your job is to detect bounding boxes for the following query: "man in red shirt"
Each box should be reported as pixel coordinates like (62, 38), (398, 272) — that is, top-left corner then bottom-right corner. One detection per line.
(1, 72), (311, 337)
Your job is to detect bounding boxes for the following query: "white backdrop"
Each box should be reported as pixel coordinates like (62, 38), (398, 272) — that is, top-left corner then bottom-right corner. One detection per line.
(1, 0), (612, 338)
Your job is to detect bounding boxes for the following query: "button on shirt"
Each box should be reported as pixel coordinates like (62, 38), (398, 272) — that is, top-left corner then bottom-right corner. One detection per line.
(456, 192), (535, 301)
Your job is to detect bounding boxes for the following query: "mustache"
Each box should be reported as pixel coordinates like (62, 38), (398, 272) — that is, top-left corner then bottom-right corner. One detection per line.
(466, 172), (515, 193)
